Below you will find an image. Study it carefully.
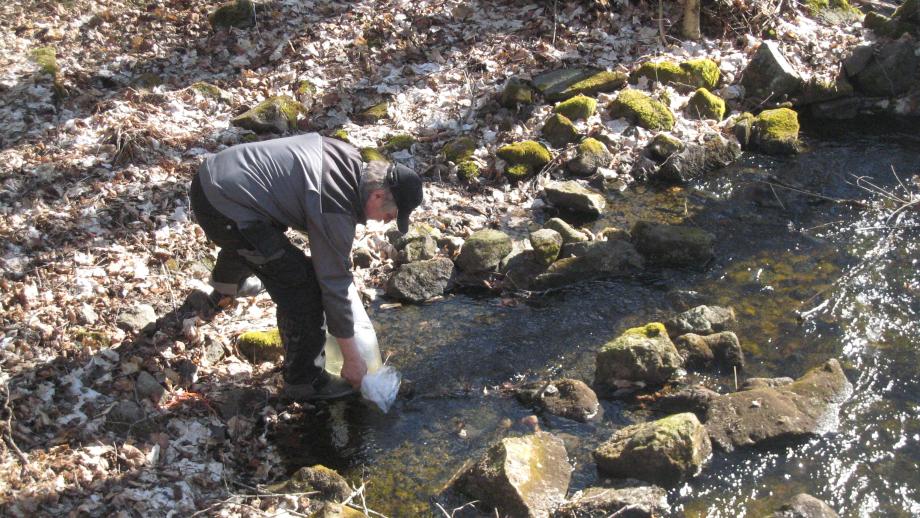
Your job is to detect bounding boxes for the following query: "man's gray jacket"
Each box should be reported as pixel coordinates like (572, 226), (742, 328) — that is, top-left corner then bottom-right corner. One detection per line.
(197, 133), (364, 338)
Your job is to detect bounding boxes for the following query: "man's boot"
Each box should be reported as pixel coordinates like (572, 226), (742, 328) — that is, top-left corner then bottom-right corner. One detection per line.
(282, 371), (357, 402)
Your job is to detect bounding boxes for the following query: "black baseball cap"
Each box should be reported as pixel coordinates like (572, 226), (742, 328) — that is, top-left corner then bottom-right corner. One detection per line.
(386, 163), (423, 233)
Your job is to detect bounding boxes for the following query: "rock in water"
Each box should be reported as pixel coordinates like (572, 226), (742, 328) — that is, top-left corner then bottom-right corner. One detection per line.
(595, 323), (683, 387)
(544, 218), (589, 244)
(515, 379), (600, 422)
(593, 413), (712, 486)
(630, 221), (714, 268)
(385, 257), (454, 303)
(449, 432), (572, 517)
(529, 229), (563, 266)
(770, 493), (839, 518)
(263, 465), (350, 501)
(674, 331), (744, 371)
(705, 359), (852, 452)
(655, 133), (741, 183)
(456, 229), (513, 272)
(532, 239), (643, 290)
(308, 503), (365, 518)
(555, 484), (669, 517)
(665, 305), (736, 337)
(543, 181), (606, 217)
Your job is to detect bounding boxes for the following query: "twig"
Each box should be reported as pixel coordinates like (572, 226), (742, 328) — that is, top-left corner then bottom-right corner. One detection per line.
(657, 0), (667, 47)
(0, 380), (30, 468)
(552, 0), (558, 46)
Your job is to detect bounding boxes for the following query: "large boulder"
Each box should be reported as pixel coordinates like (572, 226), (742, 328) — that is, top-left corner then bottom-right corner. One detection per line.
(543, 181), (606, 217)
(532, 239), (643, 290)
(515, 379), (600, 422)
(456, 229), (513, 272)
(555, 484), (669, 518)
(674, 331), (745, 371)
(630, 221), (715, 268)
(705, 359), (853, 452)
(665, 305), (736, 337)
(385, 257), (454, 303)
(567, 138), (612, 177)
(231, 96), (306, 134)
(449, 432), (572, 517)
(654, 133), (741, 183)
(593, 413), (712, 486)
(741, 41), (803, 105)
(533, 68), (628, 102)
(608, 90), (675, 131)
(851, 37), (919, 97)
(595, 323), (683, 387)
(770, 493), (839, 518)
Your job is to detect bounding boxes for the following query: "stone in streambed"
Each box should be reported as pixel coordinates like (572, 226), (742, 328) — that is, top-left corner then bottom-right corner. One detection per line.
(544, 218), (589, 245)
(555, 484), (669, 517)
(117, 303), (157, 332)
(533, 68), (628, 102)
(655, 133), (741, 183)
(631, 221), (715, 268)
(530, 229), (563, 266)
(456, 229), (513, 273)
(770, 493), (840, 518)
(532, 239), (643, 290)
(593, 412), (712, 486)
(497, 140), (552, 178)
(553, 94), (597, 120)
(515, 379), (600, 422)
(665, 305), (736, 337)
(264, 465), (350, 501)
(385, 257), (454, 303)
(567, 138), (612, 177)
(674, 331), (744, 371)
(685, 88), (726, 120)
(543, 181), (606, 217)
(448, 432), (572, 517)
(542, 113), (581, 148)
(595, 323), (683, 387)
(752, 108), (801, 155)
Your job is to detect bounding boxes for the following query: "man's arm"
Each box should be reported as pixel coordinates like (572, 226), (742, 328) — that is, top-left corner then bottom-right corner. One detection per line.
(335, 336), (367, 388)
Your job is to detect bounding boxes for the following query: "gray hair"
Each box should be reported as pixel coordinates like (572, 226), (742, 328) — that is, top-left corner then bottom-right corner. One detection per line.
(360, 160), (397, 210)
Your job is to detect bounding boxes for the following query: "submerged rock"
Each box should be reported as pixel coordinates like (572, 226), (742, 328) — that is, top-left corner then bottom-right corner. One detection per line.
(608, 89), (675, 131)
(705, 359), (853, 452)
(532, 239), (643, 290)
(567, 138), (612, 177)
(741, 41), (803, 105)
(385, 257), (454, 302)
(593, 413), (712, 486)
(515, 379), (600, 422)
(232, 96), (305, 134)
(674, 331), (744, 371)
(457, 229), (513, 272)
(665, 305), (736, 337)
(770, 493), (840, 518)
(752, 108), (801, 155)
(555, 484), (669, 517)
(595, 323), (683, 387)
(449, 432), (572, 517)
(238, 329), (283, 362)
(630, 221), (715, 268)
(543, 181), (606, 217)
(655, 133), (741, 183)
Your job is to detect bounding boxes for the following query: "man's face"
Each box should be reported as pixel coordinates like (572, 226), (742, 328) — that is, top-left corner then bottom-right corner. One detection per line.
(365, 189), (397, 223)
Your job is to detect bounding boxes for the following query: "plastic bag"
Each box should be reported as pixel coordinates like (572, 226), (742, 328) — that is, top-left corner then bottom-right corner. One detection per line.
(361, 365), (401, 413)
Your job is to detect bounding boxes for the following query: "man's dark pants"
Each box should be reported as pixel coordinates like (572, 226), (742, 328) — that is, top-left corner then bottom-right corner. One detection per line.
(189, 173), (326, 385)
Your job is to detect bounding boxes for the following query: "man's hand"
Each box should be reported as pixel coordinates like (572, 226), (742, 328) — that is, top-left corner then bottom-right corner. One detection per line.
(336, 336), (367, 388)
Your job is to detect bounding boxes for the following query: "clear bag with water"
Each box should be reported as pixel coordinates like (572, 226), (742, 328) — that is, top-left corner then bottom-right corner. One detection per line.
(318, 284), (400, 412)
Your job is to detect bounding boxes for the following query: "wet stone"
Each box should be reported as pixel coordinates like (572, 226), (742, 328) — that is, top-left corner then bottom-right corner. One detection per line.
(674, 331), (744, 371)
(385, 257), (454, 303)
(595, 323), (683, 388)
(741, 377), (794, 391)
(532, 240), (644, 290)
(554, 484), (669, 518)
(456, 229), (513, 272)
(515, 379), (600, 422)
(543, 181), (606, 217)
(544, 218), (589, 245)
(529, 228), (563, 266)
(665, 305), (736, 337)
(265, 465), (350, 502)
(656, 384), (720, 419)
(308, 502), (364, 518)
(630, 221), (715, 268)
(770, 493), (839, 518)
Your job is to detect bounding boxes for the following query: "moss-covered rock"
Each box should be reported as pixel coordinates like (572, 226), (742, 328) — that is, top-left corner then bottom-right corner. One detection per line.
(231, 95), (305, 134)
(500, 77), (534, 108)
(630, 59), (720, 91)
(806, 0), (861, 15)
(545, 218), (589, 245)
(542, 113), (581, 148)
(384, 134), (415, 152)
(497, 140), (552, 177)
(457, 229), (513, 272)
(593, 413), (712, 486)
(553, 94), (597, 120)
(356, 101), (389, 124)
(263, 465), (350, 500)
(457, 161), (480, 181)
(596, 322), (683, 386)
(731, 112), (755, 148)
(31, 46), (59, 76)
(209, 0), (256, 29)
(685, 88), (726, 120)
(505, 164), (530, 179)
(608, 89), (675, 131)
(191, 81), (232, 103)
(752, 107), (800, 155)
(331, 128), (350, 143)
(238, 329), (283, 362)
(647, 133), (684, 162)
(530, 228), (563, 266)
(359, 147), (386, 162)
(535, 68), (629, 102)
(442, 136), (477, 163)
(567, 137), (612, 176)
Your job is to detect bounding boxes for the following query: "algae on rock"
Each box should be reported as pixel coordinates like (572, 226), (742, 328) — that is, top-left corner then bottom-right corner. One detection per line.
(630, 59), (720, 91)
(238, 329), (283, 362)
(608, 89), (675, 131)
(384, 134), (415, 152)
(442, 137), (477, 163)
(356, 101), (389, 124)
(567, 138), (612, 177)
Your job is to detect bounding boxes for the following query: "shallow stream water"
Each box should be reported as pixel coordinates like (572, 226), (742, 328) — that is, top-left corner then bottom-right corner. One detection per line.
(271, 119), (920, 517)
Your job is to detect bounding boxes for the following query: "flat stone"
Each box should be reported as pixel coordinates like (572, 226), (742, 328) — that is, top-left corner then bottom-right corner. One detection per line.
(515, 379), (600, 422)
(543, 181), (606, 217)
(555, 484), (669, 518)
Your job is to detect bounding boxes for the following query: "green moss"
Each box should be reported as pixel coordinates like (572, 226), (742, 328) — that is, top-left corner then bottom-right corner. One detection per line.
(608, 89), (675, 131)
(681, 59), (720, 90)
(496, 140), (552, 177)
(231, 95), (306, 133)
(647, 133), (683, 161)
(457, 161), (480, 181)
(551, 70), (628, 101)
(442, 137), (477, 163)
(686, 88), (726, 120)
(542, 113), (580, 148)
(360, 147), (387, 162)
(631, 61), (685, 86)
(191, 81), (220, 97)
(357, 101), (389, 123)
(753, 108), (800, 154)
(578, 137), (606, 155)
(295, 80), (315, 96)
(238, 329), (283, 361)
(500, 77), (534, 108)
(331, 128), (350, 142)
(134, 73), (162, 89)
(209, 0), (255, 28)
(623, 322), (667, 338)
(32, 46), (59, 76)
(384, 134), (415, 151)
(553, 94), (597, 120)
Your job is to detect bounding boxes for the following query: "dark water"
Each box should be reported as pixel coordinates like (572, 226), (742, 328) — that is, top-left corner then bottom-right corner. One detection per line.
(271, 120), (920, 517)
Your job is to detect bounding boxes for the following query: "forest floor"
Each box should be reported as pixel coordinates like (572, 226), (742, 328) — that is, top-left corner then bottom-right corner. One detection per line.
(0, 0), (872, 515)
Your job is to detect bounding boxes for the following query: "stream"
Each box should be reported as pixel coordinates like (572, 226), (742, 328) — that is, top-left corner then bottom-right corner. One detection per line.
(270, 118), (920, 517)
